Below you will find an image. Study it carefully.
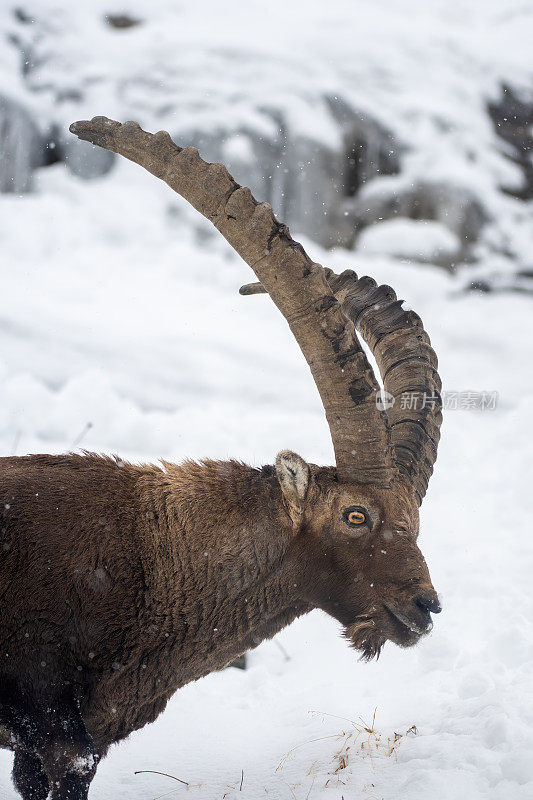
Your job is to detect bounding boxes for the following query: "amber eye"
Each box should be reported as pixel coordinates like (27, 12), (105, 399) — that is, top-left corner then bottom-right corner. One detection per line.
(343, 506), (369, 528)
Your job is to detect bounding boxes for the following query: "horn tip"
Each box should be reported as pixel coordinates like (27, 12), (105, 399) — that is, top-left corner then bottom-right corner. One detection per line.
(69, 120), (86, 135)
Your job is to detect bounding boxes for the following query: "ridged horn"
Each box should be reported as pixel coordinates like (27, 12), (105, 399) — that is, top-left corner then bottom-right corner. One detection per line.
(238, 271), (442, 503)
(69, 117), (394, 485)
(327, 270), (442, 505)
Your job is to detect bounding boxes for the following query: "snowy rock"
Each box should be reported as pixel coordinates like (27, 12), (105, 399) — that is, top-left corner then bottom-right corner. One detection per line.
(326, 94), (401, 197)
(488, 84), (533, 200)
(174, 120), (343, 248)
(63, 135), (116, 180)
(0, 0), (530, 282)
(357, 218), (461, 267)
(347, 179), (488, 265)
(103, 14), (142, 30)
(0, 95), (42, 192)
(282, 134), (343, 248)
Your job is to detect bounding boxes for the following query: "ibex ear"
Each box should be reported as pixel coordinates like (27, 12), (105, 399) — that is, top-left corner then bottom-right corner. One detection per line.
(275, 450), (310, 525)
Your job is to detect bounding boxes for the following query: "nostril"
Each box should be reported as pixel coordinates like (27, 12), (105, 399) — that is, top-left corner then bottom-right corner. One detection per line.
(415, 593), (442, 614)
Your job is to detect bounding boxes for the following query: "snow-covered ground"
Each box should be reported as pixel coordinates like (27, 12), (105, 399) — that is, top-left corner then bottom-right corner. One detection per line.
(1, 152), (532, 800)
(1, 0), (533, 798)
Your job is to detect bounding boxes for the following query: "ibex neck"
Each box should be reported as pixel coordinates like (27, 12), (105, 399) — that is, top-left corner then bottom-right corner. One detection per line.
(137, 460), (309, 682)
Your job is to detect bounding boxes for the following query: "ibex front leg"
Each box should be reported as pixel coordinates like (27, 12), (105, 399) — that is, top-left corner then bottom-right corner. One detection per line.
(39, 705), (97, 800)
(5, 693), (98, 800)
(12, 749), (49, 800)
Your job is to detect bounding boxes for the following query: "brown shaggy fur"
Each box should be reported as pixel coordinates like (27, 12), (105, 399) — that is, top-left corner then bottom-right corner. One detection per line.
(0, 451), (439, 799)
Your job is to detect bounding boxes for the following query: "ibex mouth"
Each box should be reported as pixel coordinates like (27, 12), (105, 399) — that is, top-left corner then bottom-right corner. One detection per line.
(384, 603), (432, 637)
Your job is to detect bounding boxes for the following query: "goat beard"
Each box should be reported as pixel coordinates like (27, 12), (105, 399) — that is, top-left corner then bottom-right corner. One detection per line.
(343, 616), (385, 662)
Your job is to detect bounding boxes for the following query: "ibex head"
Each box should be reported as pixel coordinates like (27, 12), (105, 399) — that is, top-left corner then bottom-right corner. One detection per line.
(70, 117), (443, 660)
(275, 450), (439, 660)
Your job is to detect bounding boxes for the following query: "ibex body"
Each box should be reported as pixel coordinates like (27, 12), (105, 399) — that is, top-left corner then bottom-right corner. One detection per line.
(0, 117), (443, 800)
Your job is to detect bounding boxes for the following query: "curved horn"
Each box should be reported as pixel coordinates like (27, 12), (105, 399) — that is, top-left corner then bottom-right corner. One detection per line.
(327, 270), (442, 505)
(238, 271), (442, 503)
(70, 117), (393, 485)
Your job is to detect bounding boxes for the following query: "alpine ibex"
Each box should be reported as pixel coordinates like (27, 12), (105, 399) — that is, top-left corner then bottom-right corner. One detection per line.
(0, 117), (443, 800)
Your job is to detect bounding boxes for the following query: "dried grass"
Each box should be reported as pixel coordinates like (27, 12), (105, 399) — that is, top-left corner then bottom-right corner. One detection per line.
(277, 707), (418, 796)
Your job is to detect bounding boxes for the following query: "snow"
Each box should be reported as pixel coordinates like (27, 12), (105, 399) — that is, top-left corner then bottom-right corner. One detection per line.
(1, 0), (533, 798)
(1, 160), (532, 800)
(357, 219), (460, 264)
